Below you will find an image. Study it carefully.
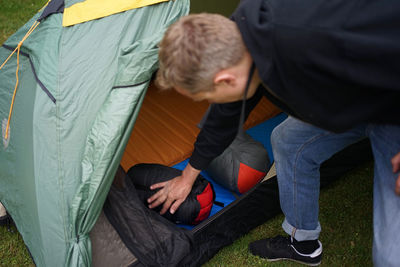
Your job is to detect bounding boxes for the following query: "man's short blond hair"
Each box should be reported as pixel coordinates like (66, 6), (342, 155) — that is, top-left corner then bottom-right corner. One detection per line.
(156, 13), (246, 93)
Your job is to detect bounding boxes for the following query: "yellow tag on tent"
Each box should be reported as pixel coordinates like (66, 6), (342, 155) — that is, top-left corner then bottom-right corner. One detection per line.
(63, 0), (169, 26)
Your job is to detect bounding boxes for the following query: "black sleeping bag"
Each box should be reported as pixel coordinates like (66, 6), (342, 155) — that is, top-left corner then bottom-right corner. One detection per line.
(127, 163), (215, 225)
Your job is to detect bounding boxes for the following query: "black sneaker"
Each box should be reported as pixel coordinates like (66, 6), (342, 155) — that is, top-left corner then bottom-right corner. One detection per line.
(249, 235), (322, 266)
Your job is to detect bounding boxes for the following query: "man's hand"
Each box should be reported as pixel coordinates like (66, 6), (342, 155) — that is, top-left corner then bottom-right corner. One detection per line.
(147, 163), (201, 214)
(391, 151), (400, 196)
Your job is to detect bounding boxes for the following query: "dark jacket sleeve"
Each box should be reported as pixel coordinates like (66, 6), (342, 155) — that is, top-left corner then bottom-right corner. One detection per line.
(189, 86), (264, 170)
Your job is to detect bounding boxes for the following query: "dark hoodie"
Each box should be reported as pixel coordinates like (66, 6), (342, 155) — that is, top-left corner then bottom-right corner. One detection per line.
(189, 0), (400, 170)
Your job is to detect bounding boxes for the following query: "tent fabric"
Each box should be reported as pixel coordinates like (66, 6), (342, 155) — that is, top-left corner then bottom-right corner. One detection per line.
(63, 0), (170, 26)
(0, 0), (189, 266)
(90, 211), (138, 267)
(38, 0), (65, 21)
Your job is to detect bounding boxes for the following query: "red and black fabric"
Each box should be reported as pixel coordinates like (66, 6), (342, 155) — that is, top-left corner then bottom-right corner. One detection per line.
(205, 132), (270, 194)
(127, 163), (214, 225)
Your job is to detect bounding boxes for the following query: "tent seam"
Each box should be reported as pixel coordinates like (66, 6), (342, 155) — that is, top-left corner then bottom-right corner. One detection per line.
(111, 80), (150, 90)
(2, 44), (57, 104)
(55, 25), (70, 253)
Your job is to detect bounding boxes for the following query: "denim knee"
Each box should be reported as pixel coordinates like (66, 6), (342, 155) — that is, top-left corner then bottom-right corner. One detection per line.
(271, 119), (290, 160)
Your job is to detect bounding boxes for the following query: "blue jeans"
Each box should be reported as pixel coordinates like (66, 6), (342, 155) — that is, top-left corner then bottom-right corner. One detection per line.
(271, 116), (400, 267)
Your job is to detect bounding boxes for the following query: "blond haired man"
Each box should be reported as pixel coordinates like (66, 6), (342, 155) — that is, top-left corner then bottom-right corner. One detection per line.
(148, 0), (400, 266)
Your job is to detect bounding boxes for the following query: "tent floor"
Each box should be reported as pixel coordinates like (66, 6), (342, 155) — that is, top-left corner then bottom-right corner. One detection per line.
(119, 83), (281, 169)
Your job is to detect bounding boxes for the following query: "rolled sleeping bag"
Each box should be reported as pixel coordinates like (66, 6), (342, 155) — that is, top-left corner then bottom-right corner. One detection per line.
(127, 163), (215, 225)
(205, 132), (270, 194)
(198, 105), (271, 194)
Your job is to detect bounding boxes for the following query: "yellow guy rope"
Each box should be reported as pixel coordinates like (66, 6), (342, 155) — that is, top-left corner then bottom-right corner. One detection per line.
(0, 20), (40, 140)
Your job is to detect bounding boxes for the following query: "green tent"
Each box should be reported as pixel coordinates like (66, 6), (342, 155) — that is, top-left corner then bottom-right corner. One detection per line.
(0, 0), (189, 266)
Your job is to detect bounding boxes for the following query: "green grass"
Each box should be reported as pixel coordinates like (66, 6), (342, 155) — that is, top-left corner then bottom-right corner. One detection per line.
(0, 1), (374, 266)
(0, 0), (46, 44)
(0, 225), (35, 267)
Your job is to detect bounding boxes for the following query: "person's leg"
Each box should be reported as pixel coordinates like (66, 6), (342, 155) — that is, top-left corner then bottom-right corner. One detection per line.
(249, 116), (366, 265)
(272, 116), (365, 241)
(367, 124), (400, 267)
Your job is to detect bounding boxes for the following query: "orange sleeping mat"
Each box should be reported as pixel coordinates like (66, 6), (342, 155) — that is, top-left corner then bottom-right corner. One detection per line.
(120, 83), (281, 170)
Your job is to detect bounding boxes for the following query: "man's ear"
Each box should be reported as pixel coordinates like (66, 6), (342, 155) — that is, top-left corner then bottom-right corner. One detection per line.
(214, 71), (236, 87)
